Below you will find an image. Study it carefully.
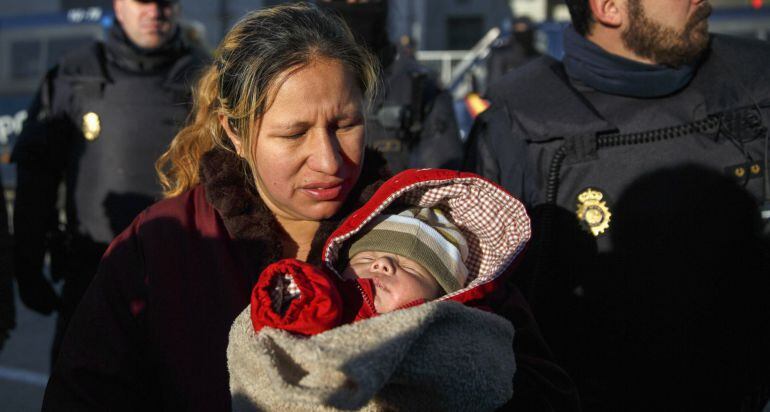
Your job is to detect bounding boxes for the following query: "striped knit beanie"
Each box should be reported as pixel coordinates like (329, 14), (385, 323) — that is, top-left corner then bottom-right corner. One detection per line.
(348, 207), (469, 293)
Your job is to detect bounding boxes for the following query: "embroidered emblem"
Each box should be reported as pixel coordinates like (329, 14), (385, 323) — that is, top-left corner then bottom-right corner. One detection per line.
(82, 112), (101, 141)
(576, 188), (612, 237)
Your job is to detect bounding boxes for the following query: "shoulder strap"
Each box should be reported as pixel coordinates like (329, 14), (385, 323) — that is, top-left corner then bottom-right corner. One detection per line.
(57, 42), (109, 100)
(58, 42), (109, 83)
(488, 56), (617, 142)
(699, 35), (770, 114)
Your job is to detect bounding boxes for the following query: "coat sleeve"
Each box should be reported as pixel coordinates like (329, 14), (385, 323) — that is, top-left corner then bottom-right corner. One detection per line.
(42, 213), (158, 411)
(12, 65), (74, 314)
(463, 104), (538, 208)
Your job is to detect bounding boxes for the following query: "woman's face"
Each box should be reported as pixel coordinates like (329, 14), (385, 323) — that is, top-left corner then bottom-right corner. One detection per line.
(242, 58), (366, 222)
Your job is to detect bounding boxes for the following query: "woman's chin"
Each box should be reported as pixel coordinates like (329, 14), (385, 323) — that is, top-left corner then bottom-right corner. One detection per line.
(298, 200), (345, 221)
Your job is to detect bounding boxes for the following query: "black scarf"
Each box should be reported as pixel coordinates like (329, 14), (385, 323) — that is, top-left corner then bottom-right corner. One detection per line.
(562, 26), (697, 98)
(105, 22), (187, 73)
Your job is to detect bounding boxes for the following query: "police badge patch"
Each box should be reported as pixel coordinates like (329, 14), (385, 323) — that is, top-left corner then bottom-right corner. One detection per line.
(82, 112), (101, 141)
(576, 187), (612, 237)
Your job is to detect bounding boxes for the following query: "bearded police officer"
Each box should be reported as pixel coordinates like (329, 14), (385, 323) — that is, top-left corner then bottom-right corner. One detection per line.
(465, 0), (770, 409)
(485, 17), (541, 89)
(320, 0), (463, 173)
(12, 0), (207, 366)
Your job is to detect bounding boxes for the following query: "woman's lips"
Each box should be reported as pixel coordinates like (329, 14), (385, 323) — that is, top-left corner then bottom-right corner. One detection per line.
(301, 182), (344, 201)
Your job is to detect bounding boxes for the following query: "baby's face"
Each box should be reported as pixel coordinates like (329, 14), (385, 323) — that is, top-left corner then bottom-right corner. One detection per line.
(343, 251), (442, 313)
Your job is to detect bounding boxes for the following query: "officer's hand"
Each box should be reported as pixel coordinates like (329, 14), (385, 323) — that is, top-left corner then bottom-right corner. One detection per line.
(16, 274), (61, 315)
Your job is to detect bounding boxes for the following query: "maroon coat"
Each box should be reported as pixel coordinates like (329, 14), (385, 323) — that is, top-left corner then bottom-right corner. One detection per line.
(42, 148), (579, 411)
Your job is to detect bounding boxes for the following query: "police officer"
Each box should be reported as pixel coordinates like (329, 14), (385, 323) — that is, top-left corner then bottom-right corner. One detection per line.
(12, 0), (208, 366)
(320, 0), (463, 173)
(465, 0), (770, 409)
(0, 169), (13, 352)
(485, 17), (541, 89)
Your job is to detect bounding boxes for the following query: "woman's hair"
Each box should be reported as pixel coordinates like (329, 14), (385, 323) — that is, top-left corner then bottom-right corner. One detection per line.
(156, 2), (380, 197)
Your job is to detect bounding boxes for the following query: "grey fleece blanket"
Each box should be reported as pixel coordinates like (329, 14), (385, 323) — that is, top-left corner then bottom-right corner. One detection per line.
(228, 300), (515, 411)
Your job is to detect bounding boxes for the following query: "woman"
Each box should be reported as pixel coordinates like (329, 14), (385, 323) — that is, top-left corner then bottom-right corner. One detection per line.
(42, 4), (577, 411)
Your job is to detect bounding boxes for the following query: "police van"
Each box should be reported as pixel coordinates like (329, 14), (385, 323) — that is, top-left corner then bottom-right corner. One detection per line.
(0, 7), (111, 192)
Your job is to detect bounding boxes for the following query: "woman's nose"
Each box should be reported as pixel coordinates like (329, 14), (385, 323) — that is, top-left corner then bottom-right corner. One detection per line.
(307, 129), (342, 175)
(370, 256), (395, 275)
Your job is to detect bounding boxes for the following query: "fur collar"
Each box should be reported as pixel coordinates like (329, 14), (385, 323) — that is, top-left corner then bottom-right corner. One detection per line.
(199, 146), (390, 270)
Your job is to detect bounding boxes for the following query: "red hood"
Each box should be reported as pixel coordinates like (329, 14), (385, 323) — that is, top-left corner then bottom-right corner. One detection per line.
(322, 169), (531, 308)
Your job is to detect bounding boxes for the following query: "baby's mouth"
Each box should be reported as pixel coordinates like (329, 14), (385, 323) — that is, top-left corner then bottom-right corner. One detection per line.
(373, 278), (389, 293)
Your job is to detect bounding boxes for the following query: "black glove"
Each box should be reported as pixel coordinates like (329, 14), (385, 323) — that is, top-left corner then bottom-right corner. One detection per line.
(16, 273), (61, 315)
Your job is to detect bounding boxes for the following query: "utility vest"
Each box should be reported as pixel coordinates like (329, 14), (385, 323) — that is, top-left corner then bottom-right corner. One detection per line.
(487, 36), (770, 410)
(58, 43), (203, 244)
(494, 35), (770, 255)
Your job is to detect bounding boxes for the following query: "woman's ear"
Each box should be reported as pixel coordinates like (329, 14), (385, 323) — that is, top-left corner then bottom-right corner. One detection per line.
(589, 0), (624, 28)
(219, 114), (243, 156)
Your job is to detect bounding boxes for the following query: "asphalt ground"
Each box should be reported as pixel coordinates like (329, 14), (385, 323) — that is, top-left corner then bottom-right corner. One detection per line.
(0, 293), (55, 412)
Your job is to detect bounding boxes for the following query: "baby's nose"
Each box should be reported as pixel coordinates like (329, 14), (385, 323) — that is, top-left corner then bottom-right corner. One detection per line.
(370, 256), (395, 275)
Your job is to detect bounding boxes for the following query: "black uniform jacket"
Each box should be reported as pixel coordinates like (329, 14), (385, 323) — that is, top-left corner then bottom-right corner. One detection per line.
(465, 34), (770, 410)
(11, 29), (208, 305)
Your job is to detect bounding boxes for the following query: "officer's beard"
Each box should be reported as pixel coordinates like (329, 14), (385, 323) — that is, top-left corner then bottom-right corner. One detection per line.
(621, 0), (712, 68)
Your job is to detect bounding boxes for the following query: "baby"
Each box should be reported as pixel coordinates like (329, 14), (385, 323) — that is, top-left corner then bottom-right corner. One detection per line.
(249, 206), (470, 335)
(342, 206), (469, 313)
(229, 168), (527, 411)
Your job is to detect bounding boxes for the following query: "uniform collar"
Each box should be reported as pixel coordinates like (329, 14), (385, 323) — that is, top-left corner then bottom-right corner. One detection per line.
(105, 22), (187, 73)
(562, 25), (700, 98)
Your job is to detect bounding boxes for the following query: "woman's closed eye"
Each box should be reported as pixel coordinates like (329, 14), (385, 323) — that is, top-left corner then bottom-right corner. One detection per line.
(335, 114), (363, 131)
(278, 130), (306, 139)
(337, 121), (362, 131)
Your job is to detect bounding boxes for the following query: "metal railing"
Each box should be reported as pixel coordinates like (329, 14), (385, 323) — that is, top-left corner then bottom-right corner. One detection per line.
(415, 27), (501, 99)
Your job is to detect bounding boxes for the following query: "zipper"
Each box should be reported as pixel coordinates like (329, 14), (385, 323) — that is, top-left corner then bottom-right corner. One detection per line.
(355, 281), (378, 315)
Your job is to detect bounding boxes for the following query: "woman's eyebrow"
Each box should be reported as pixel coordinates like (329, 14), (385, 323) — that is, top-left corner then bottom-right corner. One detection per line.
(268, 121), (311, 131)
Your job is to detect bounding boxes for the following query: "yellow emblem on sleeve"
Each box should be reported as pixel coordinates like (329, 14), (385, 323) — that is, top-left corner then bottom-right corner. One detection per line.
(576, 188), (612, 237)
(82, 112), (101, 141)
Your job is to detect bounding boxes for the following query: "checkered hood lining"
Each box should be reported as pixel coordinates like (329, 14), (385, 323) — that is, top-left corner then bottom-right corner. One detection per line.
(324, 177), (531, 300)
